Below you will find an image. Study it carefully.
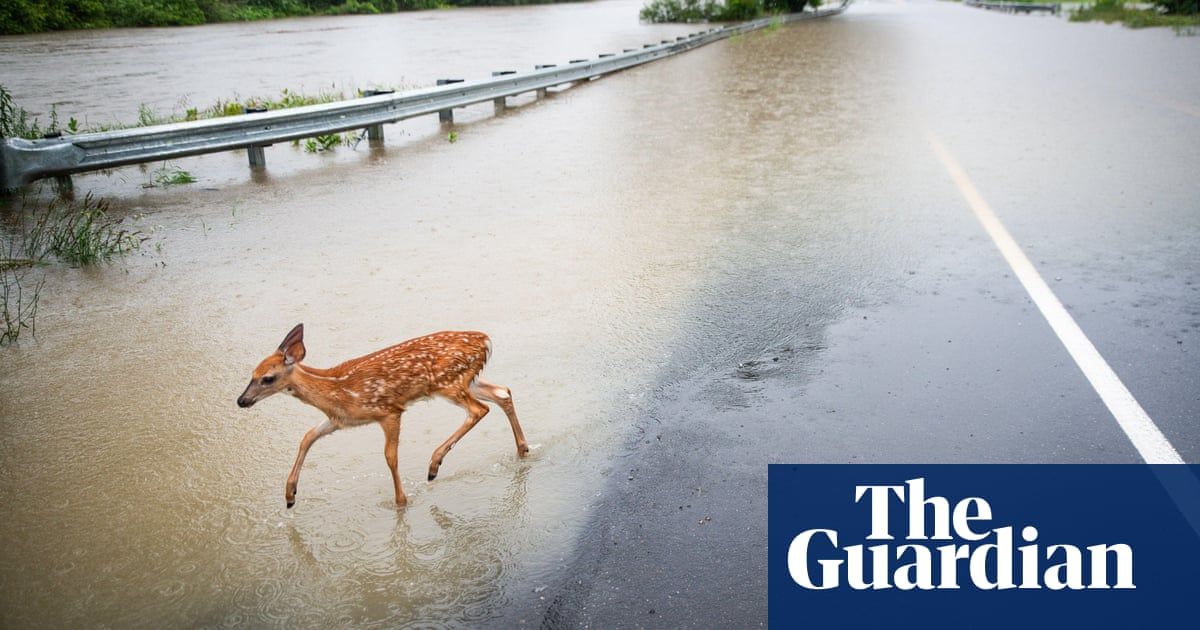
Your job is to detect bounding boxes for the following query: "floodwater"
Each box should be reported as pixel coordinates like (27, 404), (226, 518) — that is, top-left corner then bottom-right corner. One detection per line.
(2, 0), (1199, 627)
(0, 1), (764, 627)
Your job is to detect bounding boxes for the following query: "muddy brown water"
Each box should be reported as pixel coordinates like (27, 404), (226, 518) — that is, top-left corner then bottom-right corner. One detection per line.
(2, 0), (1199, 627)
(0, 2), (736, 626)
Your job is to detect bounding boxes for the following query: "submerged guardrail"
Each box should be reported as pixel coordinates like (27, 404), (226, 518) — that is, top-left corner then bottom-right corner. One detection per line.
(963, 0), (1061, 15)
(1, 6), (847, 191)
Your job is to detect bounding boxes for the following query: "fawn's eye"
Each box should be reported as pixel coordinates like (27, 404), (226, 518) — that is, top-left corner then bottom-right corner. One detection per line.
(262, 375), (276, 385)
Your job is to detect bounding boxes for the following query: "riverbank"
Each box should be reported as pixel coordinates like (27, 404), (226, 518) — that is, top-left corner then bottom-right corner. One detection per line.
(1069, 2), (1200, 29)
(639, 0), (814, 23)
(0, 0), (585, 35)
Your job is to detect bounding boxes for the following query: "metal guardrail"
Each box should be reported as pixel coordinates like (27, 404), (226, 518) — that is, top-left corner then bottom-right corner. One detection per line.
(1, 6), (847, 191)
(963, 0), (1061, 14)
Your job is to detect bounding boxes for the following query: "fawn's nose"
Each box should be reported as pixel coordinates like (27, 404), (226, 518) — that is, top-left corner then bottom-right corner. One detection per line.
(237, 381), (258, 408)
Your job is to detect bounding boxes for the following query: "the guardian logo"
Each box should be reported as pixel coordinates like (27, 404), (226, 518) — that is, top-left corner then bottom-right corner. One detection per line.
(787, 478), (1135, 591)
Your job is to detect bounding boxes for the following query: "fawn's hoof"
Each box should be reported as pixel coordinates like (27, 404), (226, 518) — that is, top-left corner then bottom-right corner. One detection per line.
(286, 499), (295, 509)
(428, 458), (442, 481)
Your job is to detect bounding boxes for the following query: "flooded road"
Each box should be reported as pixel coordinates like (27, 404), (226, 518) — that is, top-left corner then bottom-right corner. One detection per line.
(2, 1), (1199, 628)
(0, 3), (710, 627)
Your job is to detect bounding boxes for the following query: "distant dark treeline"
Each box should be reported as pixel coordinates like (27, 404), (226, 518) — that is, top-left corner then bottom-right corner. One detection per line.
(0, 1), (586, 35)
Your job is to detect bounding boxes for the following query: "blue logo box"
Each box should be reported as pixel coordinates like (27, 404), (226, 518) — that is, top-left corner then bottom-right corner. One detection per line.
(768, 465), (1200, 628)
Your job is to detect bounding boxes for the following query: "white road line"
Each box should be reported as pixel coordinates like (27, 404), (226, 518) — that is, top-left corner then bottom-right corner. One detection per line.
(928, 134), (1184, 464)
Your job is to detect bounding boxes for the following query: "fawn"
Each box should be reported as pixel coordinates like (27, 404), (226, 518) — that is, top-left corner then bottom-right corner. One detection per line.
(237, 324), (530, 508)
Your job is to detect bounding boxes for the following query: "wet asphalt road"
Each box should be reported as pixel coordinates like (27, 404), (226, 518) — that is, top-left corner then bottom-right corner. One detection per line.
(536, 2), (1200, 627)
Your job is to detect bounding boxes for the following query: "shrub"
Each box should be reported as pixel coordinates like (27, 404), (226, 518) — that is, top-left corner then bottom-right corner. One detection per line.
(640, 0), (811, 23)
(1155, 0), (1197, 14)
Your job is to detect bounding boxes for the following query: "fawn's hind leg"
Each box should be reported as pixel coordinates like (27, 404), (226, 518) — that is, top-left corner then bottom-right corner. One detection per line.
(471, 379), (530, 458)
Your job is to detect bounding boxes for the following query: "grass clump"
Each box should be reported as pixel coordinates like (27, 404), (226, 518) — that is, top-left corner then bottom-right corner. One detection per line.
(1, 193), (144, 344)
(151, 164), (198, 187)
(303, 133), (346, 153)
(0, 265), (43, 345)
(16, 194), (144, 266)
(1, 84), (66, 140)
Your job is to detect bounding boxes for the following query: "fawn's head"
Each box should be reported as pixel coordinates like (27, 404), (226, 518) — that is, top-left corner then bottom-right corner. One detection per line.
(237, 323), (306, 408)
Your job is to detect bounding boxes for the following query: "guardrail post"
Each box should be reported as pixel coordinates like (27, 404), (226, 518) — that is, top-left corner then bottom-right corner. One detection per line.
(54, 175), (73, 197)
(247, 146), (266, 168)
(244, 106), (268, 169)
(39, 132), (74, 195)
(436, 79), (464, 123)
(491, 71), (516, 113)
(361, 89), (394, 143)
(534, 65), (555, 98)
(569, 59), (589, 82)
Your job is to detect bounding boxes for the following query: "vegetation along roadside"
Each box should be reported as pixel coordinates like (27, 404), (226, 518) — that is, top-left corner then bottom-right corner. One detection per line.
(0, 1), (590, 35)
(640, 0), (816, 23)
(1068, 0), (1200, 30)
(1, 193), (145, 345)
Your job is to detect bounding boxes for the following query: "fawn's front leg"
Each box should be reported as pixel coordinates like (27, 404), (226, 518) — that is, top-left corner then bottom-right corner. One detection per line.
(380, 415), (407, 506)
(286, 419), (336, 508)
(428, 391), (489, 481)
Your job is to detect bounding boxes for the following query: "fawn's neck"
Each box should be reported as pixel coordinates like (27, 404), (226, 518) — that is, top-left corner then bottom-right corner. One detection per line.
(288, 364), (349, 413)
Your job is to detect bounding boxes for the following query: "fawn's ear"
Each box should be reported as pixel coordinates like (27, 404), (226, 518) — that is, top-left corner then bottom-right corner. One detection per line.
(278, 323), (306, 365)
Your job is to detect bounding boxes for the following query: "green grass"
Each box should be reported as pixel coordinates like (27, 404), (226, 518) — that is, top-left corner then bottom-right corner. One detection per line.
(2, 83), (379, 182)
(1070, 3), (1200, 29)
(17, 194), (144, 266)
(1, 85), (63, 140)
(303, 132), (358, 152)
(1, 193), (144, 344)
(151, 164), (198, 187)
(125, 87), (350, 133)
(3, 83), (353, 141)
